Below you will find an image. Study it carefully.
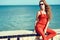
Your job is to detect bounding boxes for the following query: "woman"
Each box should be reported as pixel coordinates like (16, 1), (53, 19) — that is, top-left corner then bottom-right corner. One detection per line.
(34, 0), (56, 40)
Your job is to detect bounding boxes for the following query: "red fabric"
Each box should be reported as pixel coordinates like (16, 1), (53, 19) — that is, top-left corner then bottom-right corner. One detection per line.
(35, 11), (56, 40)
(35, 11), (48, 30)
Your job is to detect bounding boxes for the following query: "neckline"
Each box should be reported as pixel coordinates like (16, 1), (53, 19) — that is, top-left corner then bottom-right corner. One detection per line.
(40, 10), (47, 15)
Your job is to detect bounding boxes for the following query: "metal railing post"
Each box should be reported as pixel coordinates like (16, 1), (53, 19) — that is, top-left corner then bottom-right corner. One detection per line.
(8, 37), (10, 40)
(17, 37), (20, 40)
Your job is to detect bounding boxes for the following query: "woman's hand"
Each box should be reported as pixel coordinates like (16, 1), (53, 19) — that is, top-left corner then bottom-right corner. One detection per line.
(33, 29), (36, 34)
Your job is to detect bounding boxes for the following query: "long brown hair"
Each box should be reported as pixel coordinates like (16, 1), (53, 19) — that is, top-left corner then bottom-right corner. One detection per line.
(39, 0), (52, 21)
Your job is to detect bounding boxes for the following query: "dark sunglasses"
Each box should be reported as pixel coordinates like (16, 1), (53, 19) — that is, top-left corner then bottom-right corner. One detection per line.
(40, 4), (44, 5)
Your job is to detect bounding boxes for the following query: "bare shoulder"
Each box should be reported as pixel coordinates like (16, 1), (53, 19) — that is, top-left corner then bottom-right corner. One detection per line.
(37, 11), (41, 15)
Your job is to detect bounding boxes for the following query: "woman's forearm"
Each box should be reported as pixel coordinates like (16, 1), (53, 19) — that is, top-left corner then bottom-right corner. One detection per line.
(44, 20), (50, 33)
(46, 21), (50, 27)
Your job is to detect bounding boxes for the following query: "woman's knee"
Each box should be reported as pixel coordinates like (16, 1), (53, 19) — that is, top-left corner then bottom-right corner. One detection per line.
(47, 28), (57, 36)
(50, 30), (57, 36)
(53, 31), (57, 36)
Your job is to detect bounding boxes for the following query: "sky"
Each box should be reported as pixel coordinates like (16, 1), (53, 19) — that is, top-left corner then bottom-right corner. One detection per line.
(0, 0), (60, 5)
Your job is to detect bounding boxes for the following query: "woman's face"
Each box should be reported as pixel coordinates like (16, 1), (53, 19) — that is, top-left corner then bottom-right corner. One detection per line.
(40, 2), (45, 10)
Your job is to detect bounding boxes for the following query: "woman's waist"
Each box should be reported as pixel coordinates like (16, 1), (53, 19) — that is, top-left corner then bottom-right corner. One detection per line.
(39, 19), (48, 22)
(37, 20), (47, 25)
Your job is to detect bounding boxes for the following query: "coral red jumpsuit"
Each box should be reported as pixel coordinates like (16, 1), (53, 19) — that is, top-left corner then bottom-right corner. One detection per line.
(35, 11), (56, 40)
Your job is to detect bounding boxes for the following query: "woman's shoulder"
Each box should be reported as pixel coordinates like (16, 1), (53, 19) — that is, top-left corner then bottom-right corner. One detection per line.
(37, 10), (41, 15)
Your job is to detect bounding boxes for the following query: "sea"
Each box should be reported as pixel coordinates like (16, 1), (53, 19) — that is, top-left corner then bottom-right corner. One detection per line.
(0, 5), (60, 31)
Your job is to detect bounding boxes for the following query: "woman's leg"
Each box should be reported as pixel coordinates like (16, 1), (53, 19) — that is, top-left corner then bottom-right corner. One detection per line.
(46, 28), (57, 40)
(36, 27), (47, 40)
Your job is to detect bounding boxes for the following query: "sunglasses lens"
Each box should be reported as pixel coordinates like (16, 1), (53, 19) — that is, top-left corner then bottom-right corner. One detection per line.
(40, 4), (43, 5)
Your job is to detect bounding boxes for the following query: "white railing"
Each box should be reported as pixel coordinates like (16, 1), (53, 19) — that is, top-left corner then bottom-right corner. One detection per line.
(0, 29), (60, 40)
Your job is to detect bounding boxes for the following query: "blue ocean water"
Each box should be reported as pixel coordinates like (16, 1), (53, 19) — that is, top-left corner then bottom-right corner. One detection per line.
(0, 5), (60, 31)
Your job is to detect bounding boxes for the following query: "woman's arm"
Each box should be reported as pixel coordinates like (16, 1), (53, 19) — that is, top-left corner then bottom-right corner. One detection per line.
(34, 11), (41, 27)
(44, 20), (50, 34)
(34, 11), (41, 32)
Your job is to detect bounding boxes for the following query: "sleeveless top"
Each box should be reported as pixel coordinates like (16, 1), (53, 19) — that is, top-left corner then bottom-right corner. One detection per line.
(38, 11), (48, 25)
